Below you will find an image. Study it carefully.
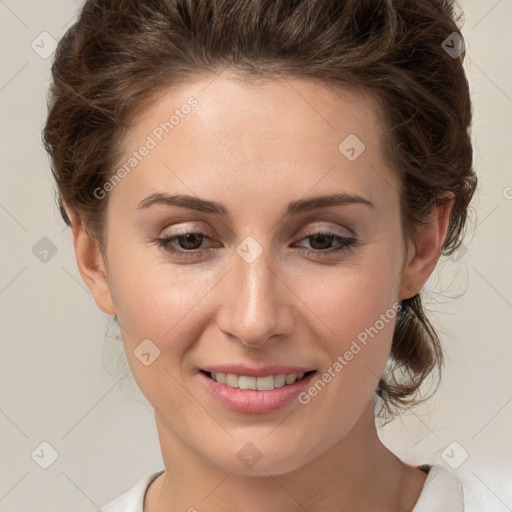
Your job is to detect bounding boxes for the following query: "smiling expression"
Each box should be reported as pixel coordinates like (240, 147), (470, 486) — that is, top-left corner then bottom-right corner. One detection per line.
(79, 71), (426, 474)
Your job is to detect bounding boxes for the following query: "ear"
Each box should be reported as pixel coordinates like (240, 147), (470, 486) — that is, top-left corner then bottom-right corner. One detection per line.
(399, 195), (455, 300)
(65, 206), (116, 316)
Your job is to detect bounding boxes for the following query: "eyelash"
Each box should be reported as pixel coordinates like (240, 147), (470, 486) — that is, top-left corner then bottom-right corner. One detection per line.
(155, 230), (356, 259)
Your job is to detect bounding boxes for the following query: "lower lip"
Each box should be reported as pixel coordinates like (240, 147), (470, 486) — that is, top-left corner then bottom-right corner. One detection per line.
(198, 371), (317, 414)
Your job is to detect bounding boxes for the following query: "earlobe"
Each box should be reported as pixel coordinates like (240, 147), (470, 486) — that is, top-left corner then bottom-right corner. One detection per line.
(399, 196), (455, 300)
(66, 207), (116, 316)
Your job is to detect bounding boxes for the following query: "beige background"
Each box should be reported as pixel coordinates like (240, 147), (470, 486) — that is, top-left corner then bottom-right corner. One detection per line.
(0, 0), (511, 510)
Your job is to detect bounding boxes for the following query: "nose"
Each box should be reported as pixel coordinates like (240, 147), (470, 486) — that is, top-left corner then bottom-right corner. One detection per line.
(216, 240), (295, 348)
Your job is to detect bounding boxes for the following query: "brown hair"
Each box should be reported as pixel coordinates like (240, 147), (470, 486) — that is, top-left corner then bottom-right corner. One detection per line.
(43, 0), (477, 420)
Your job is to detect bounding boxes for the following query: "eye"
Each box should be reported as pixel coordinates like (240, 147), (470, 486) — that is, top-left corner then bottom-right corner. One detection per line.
(155, 231), (215, 259)
(155, 229), (357, 260)
(295, 231), (356, 257)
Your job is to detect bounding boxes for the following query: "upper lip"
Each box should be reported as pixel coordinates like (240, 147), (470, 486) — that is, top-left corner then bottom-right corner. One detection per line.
(200, 364), (316, 378)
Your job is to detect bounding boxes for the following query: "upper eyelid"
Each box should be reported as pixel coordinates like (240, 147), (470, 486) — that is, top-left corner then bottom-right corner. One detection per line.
(160, 225), (353, 236)
(153, 208), (360, 235)
(159, 213), (357, 233)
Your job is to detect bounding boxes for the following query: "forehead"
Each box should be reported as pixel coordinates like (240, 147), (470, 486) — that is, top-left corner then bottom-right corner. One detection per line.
(128, 71), (385, 151)
(111, 72), (398, 214)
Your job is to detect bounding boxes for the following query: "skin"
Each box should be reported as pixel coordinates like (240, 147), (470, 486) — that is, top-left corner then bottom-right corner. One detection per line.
(69, 70), (453, 512)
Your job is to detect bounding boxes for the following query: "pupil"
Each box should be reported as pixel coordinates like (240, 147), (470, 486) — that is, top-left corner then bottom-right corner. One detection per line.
(180, 233), (202, 250)
(310, 234), (333, 250)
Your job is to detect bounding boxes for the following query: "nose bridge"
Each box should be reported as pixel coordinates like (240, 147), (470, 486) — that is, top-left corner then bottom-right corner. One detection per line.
(218, 237), (291, 346)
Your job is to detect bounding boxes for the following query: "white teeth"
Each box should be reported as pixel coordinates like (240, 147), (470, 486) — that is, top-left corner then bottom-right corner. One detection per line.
(208, 371), (310, 390)
(274, 374), (287, 388)
(256, 375), (275, 391)
(285, 374), (296, 385)
(225, 373), (238, 387)
(238, 376), (256, 390)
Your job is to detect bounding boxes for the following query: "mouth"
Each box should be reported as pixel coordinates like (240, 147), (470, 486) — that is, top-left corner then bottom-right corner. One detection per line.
(200, 369), (317, 391)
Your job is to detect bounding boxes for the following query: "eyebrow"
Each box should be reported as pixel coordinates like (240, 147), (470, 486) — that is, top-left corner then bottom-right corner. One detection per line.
(137, 191), (375, 217)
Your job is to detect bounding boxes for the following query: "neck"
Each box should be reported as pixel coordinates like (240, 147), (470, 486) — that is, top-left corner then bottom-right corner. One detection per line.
(147, 398), (425, 512)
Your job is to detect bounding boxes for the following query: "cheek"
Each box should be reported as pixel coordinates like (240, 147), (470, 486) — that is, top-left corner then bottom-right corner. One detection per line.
(108, 261), (204, 408)
(107, 238), (205, 338)
(296, 251), (401, 403)
(298, 282), (398, 437)
(304, 253), (401, 341)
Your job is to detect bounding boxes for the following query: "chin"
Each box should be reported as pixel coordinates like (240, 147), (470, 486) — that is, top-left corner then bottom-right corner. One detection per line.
(202, 440), (316, 477)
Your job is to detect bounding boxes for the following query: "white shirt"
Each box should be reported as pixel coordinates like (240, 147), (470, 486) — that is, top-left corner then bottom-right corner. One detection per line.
(101, 464), (464, 512)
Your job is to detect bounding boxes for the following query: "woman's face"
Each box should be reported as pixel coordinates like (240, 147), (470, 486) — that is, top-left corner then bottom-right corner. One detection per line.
(87, 72), (422, 474)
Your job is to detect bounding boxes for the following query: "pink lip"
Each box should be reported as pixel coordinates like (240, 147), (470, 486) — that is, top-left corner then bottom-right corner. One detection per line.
(200, 364), (315, 378)
(198, 370), (317, 414)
